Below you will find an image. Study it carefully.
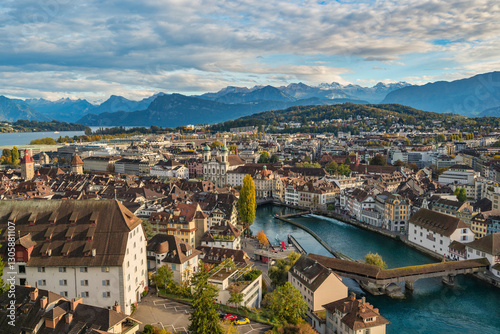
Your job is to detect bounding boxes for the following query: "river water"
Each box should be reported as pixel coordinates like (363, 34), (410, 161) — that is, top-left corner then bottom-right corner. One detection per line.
(252, 204), (500, 334)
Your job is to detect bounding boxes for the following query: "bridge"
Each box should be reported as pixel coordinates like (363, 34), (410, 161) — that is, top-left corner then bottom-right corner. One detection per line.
(309, 253), (490, 296)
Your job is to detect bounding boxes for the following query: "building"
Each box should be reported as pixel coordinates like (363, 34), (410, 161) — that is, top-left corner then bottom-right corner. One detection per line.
(149, 203), (208, 248)
(209, 267), (262, 308)
(70, 154), (84, 174)
(431, 198), (477, 226)
(438, 164), (478, 185)
(323, 293), (389, 334)
(465, 233), (500, 278)
(203, 144), (245, 188)
(146, 234), (201, 283)
(0, 286), (140, 333)
(288, 255), (348, 318)
(83, 155), (121, 173)
(200, 220), (242, 250)
(0, 200), (147, 315)
(21, 149), (35, 180)
(408, 208), (475, 257)
(383, 194), (410, 232)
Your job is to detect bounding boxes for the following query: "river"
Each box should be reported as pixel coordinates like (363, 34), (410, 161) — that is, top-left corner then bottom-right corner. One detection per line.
(252, 204), (500, 334)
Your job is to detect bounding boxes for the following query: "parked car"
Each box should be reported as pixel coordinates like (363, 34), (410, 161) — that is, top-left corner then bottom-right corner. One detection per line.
(233, 317), (250, 325)
(223, 314), (238, 322)
(218, 311), (227, 319)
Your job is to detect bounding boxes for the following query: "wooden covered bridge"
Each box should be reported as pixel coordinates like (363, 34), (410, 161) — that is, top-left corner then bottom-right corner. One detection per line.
(309, 253), (490, 295)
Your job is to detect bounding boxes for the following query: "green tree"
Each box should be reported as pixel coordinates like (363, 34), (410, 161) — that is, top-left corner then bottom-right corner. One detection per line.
(269, 154), (279, 163)
(188, 264), (223, 334)
(269, 252), (300, 287)
(337, 164), (351, 177)
(327, 204), (335, 211)
(11, 146), (19, 166)
(210, 141), (223, 149)
(265, 282), (307, 325)
(142, 219), (155, 240)
(344, 156), (351, 165)
(238, 174), (256, 231)
(454, 187), (467, 202)
(228, 144), (237, 153)
(228, 291), (244, 310)
(364, 252), (387, 269)
(326, 161), (338, 174)
(370, 154), (387, 166)
(258, 151), (270, 163)
(154, 265), (173, 290)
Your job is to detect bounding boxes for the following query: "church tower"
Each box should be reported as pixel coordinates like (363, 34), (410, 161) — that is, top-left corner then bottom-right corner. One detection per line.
(20, 149), (34, 180)
(71, 154), (84, 174)
(203, 145), (211, 162)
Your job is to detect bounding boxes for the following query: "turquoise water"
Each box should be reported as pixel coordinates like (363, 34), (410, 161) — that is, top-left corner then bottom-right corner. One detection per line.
(252, 205), (500, 334)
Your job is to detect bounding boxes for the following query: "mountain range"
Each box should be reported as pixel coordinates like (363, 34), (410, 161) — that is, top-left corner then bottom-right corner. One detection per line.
(1, 71), (499, 126)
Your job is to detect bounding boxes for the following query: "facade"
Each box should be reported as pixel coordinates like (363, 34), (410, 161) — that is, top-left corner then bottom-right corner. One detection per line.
(438, 164), (478, 185)
(383, 194), (410, 232)
(323, 293), (389, 334)
(83, 155), (121, 173)
(209, 267), (262, 308)
(408, 208), (475, 257)
(146, 234), (201, 284)
(21, 149), (35, 180)
(288, 255), (348, 318)
(70, 154), (84, 174)
(0, 200), (148, 315)
(203, 145), (229, 188)
(149, 203), (208, 248)
(465, 233), (500, 278)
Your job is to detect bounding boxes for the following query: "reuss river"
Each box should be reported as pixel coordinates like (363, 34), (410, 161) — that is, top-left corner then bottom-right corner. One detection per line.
(252, 205), (500, 334)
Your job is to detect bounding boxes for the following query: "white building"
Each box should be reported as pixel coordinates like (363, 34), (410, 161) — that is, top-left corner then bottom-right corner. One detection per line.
(438, 164), (478, 185)
(1, 200), (147, 315)
(408, 208), (475, 257)
(465, 233), (500, 278)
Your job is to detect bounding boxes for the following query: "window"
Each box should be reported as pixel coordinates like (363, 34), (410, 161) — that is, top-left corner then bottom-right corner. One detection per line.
(103, 292), (111, 298)
(38, 279), (46, 286)
(18, 265), (26, 274)
(60, 291), (68, 297)
(60, 280), (67, 286)
(59, 267), (66, 273)
(38, 267), (45, 273)
(80, 267), (88, 273)
(102, 267), (110, 272)
(81, 292), (89, 298)
(172, 264), (176, 271)
(81, 280), (89, 286)
(103, 280), (110, 286)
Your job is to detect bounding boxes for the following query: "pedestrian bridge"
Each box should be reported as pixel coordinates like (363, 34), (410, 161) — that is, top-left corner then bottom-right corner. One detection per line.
(309, 254), (490, 295)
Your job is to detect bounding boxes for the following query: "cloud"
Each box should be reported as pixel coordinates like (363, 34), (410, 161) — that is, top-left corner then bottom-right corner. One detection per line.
(0, 0), (499, 100)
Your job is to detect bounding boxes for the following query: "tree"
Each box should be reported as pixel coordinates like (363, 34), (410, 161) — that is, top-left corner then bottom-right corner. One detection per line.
(270, 154), (279, 163)
(337, 164), (351, 177)
(210, 141), (223, 149)
(238, 174), (256, 231)
(265, 282), (307, 325)
(364, 252), (387, 269)
(327, 204), (335, 211)
(326, 161), (338, 174)
(258, 151), (270, 163)
(269, 252), (300, 287)
(369, 154), (387, 166)
(1, 148), (12, 165)
(188, 264), (223, 334)
(142, 219), (155, 240)
(154, 265), (173, 290)
(229, 144), (237, 153)
(228, 291), (244, 310)
(454, 187), (467, 202)
(11, 146), (19, 166)
(344, 156), (351, 165)
(273, 323), (317, 334)
(257, 230), (269, 246)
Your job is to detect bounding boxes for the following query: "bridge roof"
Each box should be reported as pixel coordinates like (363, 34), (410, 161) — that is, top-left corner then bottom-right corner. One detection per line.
(309, 254), (490, 280)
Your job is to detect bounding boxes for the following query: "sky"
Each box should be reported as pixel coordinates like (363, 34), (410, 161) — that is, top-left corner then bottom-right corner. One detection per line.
(1, 0), (499, 103)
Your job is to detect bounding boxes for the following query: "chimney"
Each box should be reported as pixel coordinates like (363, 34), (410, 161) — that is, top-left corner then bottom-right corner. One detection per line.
(349, 292), (356, 301)
(91, 248), (96, 257)
(113, 301), (121, 313)
(361, 296), (366, 304)
(40, 296), (48, 309)
(70, 297), (83, 311)
(30, 288), (39, 301)
(65, 313), (73, 324)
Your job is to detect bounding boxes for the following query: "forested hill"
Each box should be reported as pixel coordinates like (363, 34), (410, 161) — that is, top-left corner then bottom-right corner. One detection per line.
(210, 103), (500, 132)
